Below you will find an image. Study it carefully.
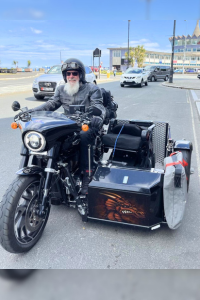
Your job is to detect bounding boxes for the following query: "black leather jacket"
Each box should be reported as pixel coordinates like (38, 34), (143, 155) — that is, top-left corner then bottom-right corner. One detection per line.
(31, 83), (106, 120)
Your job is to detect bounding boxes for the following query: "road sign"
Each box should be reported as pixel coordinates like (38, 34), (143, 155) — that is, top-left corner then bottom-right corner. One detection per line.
(93, 48), (101, 57)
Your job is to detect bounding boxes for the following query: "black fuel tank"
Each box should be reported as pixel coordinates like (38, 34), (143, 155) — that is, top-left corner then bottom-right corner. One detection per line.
(88, 166), (164, 227)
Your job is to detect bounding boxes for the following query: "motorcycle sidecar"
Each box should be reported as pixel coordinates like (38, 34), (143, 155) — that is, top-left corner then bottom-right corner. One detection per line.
(86, 119), (193, 230)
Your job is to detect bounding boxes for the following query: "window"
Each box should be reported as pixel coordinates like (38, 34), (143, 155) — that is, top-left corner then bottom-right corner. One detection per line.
(113, 50), (121, 57)
(146, 54), (149, 58)
(178, 40), (183, 46)
(193, 49), (197, 52)
(150, 54), (154, 58)
(197, 48), (200, 51)
(160, 67), (167, 71)
(155, 55), (159, 59)
(191, 57), (196, 60)
(178, 56), (182, 60)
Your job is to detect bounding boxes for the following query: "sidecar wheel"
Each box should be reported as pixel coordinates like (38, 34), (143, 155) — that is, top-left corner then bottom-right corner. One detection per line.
(0, 176), (50, 253)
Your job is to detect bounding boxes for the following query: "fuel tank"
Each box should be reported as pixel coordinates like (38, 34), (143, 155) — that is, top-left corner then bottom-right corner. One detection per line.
(19, 111), (80, 149)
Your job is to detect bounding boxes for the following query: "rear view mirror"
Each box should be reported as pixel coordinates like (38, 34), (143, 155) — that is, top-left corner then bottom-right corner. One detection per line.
(12, 101), (21, 112)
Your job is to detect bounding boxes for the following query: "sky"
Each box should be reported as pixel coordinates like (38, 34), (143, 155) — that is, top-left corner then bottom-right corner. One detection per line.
(0, 0), (200, 68)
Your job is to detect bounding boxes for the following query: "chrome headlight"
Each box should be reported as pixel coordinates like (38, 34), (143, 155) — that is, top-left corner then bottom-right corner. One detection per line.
(24, 131), (46, 152)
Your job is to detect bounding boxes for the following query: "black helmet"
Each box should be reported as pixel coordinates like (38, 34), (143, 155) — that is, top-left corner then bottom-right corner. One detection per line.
(61, 58), (87, 83)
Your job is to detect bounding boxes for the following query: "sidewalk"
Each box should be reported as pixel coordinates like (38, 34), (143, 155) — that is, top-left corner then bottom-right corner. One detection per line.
(162, 74), (200, 90)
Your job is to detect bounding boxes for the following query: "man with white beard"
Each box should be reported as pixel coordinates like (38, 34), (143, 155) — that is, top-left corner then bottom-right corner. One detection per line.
(29, 58), (106, 204)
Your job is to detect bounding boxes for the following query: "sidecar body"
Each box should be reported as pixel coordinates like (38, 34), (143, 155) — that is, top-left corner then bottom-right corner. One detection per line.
(87, 119), (193, 230)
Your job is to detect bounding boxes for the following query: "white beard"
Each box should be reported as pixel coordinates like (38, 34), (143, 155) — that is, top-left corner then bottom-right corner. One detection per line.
(64, 80), (80, 96)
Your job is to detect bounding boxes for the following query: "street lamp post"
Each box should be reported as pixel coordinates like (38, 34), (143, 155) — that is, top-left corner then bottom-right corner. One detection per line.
(183, 20), (187, 74)
(128, 20), (131, 68)
(169, 20), (176, 83)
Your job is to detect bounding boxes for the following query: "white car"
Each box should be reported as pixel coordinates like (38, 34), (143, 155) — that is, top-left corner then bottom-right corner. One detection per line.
(120, 68), (148, 87)
(32, 65), (97, 100)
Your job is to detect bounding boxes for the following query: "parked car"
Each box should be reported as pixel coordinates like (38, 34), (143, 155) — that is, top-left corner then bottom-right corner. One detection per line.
(90, 66), (99, 72)
(174, 69), (183, 73)
(197, 73), (200, 79)
(144, 65), (170, 81)
(186, 69), (195, 73)
(32, 65), (97, 100)
(120, 68), (148, 87)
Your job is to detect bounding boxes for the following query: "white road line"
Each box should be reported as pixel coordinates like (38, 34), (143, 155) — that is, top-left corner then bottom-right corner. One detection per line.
(0, 84), (32, 95)
(123, 103), (139, 109)
(191, 90), (199, 101)
(187, 90), (200, 183)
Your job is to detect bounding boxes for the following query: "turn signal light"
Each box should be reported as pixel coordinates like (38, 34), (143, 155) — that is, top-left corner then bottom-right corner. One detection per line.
(11, 122), (18, 129)
(82, 124), (89, 132)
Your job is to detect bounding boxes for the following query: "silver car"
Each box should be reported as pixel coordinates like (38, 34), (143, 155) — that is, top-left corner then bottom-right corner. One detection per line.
(32, 65), (97, 100)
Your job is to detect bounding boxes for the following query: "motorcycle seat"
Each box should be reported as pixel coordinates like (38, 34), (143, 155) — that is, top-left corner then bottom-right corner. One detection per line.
(102, 124), (143, 151)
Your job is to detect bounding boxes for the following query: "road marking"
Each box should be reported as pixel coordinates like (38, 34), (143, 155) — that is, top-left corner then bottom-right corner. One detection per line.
(187, 90), (200, 183)
(123, 103), (139, 109)
(0, 84), (32, 95)
(191, 90), (200, 101)
(0, 73), (41, 81)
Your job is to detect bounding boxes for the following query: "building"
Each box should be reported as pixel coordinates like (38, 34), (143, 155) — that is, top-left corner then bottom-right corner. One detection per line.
(108, 20), (200, 71)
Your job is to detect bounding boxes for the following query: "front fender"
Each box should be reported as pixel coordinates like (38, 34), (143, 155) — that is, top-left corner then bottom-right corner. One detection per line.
(16, 166), (44, 176)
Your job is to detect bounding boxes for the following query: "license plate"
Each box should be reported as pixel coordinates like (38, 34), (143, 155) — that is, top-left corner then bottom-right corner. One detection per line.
(40, 87), (53, 91)
(126, 79), (133, 82)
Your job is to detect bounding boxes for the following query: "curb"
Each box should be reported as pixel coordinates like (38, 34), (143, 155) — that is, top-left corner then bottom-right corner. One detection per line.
(162, 82), (200, 90)
(0, 73), (42, 81)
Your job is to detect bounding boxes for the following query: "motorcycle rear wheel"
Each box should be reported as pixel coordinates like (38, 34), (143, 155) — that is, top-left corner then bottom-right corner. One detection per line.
(0, 176), (50, 253)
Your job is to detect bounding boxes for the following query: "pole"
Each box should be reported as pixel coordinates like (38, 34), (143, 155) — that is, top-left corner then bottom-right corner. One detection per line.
(99, 55), (100, 79)
(169, 20), (176, 83)
(128, 20), (131, 68)
(183, 20), (187, 74)
(93, 55), (94, 75)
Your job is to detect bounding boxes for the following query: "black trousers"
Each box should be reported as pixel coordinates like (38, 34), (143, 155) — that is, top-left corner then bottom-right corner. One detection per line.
(80, 129), (96, 171)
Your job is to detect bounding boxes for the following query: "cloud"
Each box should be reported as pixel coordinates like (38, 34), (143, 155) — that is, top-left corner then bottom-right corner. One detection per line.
(31, 27), (42, 34)
(29, 9), (44, 19)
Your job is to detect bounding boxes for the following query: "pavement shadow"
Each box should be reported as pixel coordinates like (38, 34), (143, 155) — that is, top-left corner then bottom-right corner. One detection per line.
(25, 96), (48, 102)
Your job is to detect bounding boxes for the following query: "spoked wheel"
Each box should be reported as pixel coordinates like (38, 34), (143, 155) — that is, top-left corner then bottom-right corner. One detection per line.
(0, 176), (50, 253)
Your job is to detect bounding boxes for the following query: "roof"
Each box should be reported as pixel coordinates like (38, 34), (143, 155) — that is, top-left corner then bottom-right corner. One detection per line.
(193, 20), (200, 37)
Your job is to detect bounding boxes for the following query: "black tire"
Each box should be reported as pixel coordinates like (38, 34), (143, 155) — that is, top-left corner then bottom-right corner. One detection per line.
(34, 94), (45, 100)
(93, 80), (97, 85)
(138, 79), (143, 87)
(0, 176), (50, 253)
(151, 76), (155, 82)
(120, 84), (124, 87)
(0, 269), (34, 280)
(145, 81), (148, 86)
(164, 75), (169, 81)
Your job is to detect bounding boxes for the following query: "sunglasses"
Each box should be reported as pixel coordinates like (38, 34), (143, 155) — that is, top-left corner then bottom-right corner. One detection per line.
(66, 71), (79, 76)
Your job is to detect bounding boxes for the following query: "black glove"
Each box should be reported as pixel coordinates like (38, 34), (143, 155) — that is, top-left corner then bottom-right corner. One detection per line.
(87, 106), (102, 116)
(91, 116), (103, 133)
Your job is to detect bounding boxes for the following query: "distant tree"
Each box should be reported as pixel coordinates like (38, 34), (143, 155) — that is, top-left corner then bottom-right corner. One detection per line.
(133, 45), (146, 67)
(27, 60), (31, 67)
(125, 45), (146, 68)
(125, 47), (135, 67)
(13, 60), (18, 68)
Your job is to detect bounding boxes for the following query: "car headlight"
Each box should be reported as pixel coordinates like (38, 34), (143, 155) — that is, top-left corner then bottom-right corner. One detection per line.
(33, 80), (38, 85)
(24, 131), (46, 152)
(58, 80), (65, 86)
(137, 76), (141, 78)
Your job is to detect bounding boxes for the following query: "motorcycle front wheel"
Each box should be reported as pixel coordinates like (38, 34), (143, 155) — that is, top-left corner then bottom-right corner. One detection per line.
(0, 176), (50, 253)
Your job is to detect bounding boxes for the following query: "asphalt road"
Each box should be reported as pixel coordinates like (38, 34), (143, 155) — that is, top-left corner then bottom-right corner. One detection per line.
(0, 80), (200, 269)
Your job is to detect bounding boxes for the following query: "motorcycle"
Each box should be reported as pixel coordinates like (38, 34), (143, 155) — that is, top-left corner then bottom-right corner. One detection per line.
(0, 101), (193, 253)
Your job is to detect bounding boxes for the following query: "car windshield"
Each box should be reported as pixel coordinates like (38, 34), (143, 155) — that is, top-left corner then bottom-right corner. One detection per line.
(125, 69), (142, 74)
(144, 66), (155, 71)
(47, 66), (62, 74)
